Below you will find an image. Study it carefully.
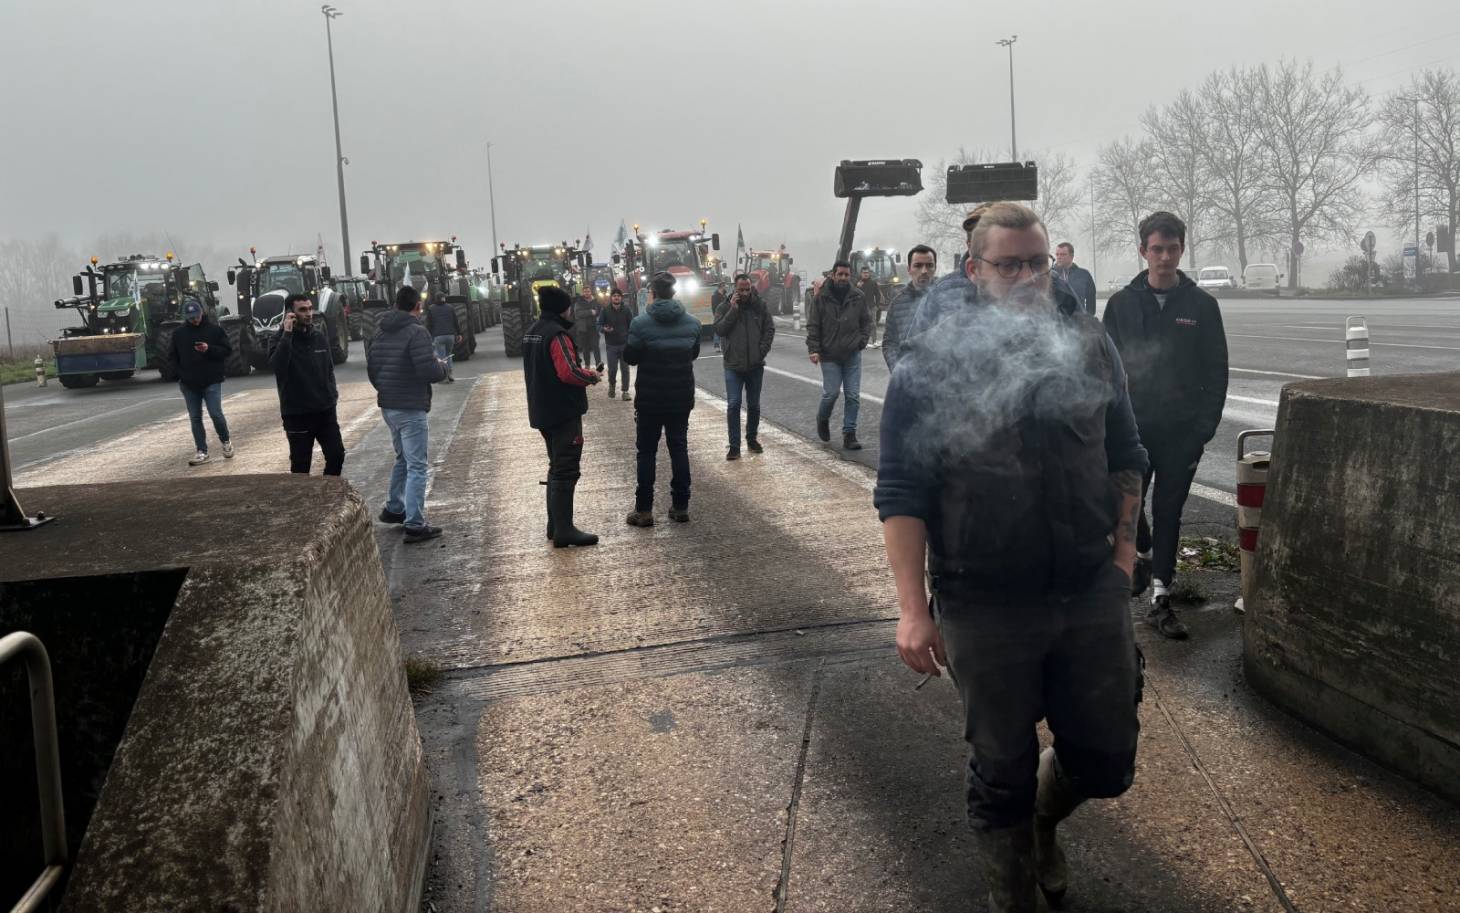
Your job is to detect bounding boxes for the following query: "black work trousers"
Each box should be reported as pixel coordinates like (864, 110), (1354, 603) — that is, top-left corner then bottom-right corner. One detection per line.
(934, 563), (1142, 831)
(634, 411), (690, 512)
(1137, 429), (1204, 586)
(540, 415), (584, 484)
(283, 407), (345, 476)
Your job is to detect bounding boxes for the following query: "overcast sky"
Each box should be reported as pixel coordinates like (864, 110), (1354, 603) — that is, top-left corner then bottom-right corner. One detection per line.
(0, 0), (1446, 274)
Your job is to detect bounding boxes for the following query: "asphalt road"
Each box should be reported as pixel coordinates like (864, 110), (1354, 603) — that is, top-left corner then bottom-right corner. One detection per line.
(6, 294), (1458, 538)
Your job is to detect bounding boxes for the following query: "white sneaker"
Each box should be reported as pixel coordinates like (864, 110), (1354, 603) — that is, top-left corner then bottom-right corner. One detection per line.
(221, 440), (235, 459)
(188, 450), (210, 466)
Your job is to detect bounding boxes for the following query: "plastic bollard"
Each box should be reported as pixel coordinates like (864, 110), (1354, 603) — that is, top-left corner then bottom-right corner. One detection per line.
(1235, 429), (1274, 614)
(34, 355), (46, 387)
(1346, 316), (1370, 377)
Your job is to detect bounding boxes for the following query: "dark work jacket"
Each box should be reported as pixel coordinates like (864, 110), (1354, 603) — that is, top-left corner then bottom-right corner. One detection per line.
(624, 298), (701, 414)
(1055, 264), (1097, 314)
(173, 318), (231, 393)
(271, 323), (338, 415)
(712, 291), (775, 373)
(856, 277), (885, 311)
(597, 303), (633, 347)
(367, 310), (446, 412)
(426, 301), (459, 337)
(806, 284), (871, 363)
(875, 288), (1149, 595)
(523, 311), (588, 430)
(881, 283), (927, 372)
(1102, 270), (1228, 446)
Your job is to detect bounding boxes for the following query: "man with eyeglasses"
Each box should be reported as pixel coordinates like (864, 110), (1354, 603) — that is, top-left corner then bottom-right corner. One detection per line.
(877, 202), (1147, 911)
(1102, 211), (1228, 640)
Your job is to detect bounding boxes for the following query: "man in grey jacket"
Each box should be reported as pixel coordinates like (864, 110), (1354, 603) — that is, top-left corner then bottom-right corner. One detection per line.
(366, 285), (448, 543)
(806, 260), (871, 450)
(712, 273), (776, 460)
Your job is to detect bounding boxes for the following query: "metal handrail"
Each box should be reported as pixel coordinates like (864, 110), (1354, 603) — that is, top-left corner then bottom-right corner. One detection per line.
(2, 632), (67, 913)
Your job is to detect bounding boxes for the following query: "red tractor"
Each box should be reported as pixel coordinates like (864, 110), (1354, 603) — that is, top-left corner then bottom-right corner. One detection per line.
(742, 247), (800, 316)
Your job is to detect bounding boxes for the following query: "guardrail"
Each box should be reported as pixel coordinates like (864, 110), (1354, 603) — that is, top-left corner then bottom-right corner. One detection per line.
(2, 631), (67, 913)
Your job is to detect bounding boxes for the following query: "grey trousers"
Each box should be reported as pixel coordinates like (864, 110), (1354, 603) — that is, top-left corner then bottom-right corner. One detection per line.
(934, 563), (1142, 831)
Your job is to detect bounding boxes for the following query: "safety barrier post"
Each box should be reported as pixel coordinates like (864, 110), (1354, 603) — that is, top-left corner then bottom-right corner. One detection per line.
(1346, 316), (1370, 377)
(1235, 429), (1274, 614)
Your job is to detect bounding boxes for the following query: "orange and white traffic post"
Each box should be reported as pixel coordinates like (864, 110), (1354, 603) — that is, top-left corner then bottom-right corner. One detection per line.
(1235, 429), (1274, 614)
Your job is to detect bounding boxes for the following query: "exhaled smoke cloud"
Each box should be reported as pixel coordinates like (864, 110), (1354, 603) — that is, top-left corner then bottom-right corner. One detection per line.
(896, 288), (1110, 469)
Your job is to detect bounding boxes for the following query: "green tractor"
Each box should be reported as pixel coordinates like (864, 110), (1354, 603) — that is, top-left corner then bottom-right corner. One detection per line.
(328, 274), (373, 340)
(358, 239), (478, 359)
(51, 253), (245, 389)
(227, 253), (349, 372)
(491, 242), (590, 357)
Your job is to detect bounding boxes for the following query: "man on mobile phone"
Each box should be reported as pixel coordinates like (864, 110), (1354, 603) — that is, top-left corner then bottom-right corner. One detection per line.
(272, 293), (344, 476)
(173, 298), (234, 466)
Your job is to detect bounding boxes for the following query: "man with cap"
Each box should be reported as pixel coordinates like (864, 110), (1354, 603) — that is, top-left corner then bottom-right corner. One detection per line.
(624, 271), (702, 525)
(523, 285), (600, 547)
(172, 297), (235, 466)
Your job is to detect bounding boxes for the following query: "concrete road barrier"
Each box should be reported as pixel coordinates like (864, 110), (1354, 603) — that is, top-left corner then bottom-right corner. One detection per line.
(1246, 373), (1460, 802)
(0, 476), (431, 913)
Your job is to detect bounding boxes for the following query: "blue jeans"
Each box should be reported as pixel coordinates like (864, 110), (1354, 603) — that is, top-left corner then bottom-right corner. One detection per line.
(605, 344), (629, 390)
(180, 382), (229, 452)
(724, 366), (764, 448)
(433, 335), (455, 374)
(817, 351), (862, 434)
(382, 408), (430, 528)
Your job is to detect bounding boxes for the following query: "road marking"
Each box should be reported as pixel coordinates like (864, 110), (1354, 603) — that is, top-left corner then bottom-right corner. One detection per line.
(9, 395), (182, 442)
(1230, 367), (1323, 380)
(760, 364), (886, 405)
(1228, 394), (1279, 408)
(1191, 482), (1236, 509)
(1230, 333), (1460, 351)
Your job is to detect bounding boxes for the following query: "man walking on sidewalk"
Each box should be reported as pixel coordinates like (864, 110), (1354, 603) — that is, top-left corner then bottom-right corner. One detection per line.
(367, 286), (449, 544)
(624, 271), (701, 526)
(877, 202), (1148, 912)
(596, 287), (634, 400)
(1054, 242), (1097, 315)
(1103, 211), (1229, 640)
(426, 292), (462, 383)
(807, 260), (871, 450)
(713, 272), (775, 460)
(572, 285), (603, 371)
(856, 265), (886, 347)
(173, 298), (235, 466)
(524, 285), (600, 547)
(272, 293), (344, 476)
(881, 244), (937, 372)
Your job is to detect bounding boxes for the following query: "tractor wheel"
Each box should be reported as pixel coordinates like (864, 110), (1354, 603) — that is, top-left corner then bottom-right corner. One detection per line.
(328, 313), (349, 365)
(452, 300), (475, 361)
(358, 306), (387, 358)
(348, 310), (363, 341)
(99, 371), (135, 382)
(155, 325), (180, 382)
(222, 319), (252, 377)
(501, 303), (525, 357)
(59, 372), (100, 389)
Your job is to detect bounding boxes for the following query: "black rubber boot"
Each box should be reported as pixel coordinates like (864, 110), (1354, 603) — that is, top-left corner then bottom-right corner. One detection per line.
(972, 823), (1040, 913)
(549, 481), (598, 548)
(545, 484), (554, 541)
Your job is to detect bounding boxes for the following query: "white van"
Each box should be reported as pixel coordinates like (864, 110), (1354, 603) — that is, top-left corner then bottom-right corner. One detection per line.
(1197, 266), (1238, 289)
(1243, 263), (1282, 294)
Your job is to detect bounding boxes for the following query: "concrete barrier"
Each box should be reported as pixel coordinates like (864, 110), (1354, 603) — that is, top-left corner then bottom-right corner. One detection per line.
(1246, 374), (1460, 803)
(0, 476), (431, 912)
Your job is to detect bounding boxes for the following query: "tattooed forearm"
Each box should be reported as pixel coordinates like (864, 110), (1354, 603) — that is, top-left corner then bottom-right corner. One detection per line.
(1112, 469), (1141, 551)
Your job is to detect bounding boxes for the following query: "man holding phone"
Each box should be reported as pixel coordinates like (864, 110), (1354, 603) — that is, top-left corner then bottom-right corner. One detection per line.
(272, 293), (345, 476)
(713, 273), (775, 460)
(173, 298), (234, 466)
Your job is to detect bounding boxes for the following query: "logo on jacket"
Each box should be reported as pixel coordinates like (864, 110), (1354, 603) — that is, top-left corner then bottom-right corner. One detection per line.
(1174, 318), (1198, 327)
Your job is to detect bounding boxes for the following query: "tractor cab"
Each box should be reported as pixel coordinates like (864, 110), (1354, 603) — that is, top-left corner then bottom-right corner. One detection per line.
(229, 253), (346, 368)
(490, 241), (591, 357)
(742, 247), (800, 315)
(849, 246), (904, 299)
(621, 227), (723, 330)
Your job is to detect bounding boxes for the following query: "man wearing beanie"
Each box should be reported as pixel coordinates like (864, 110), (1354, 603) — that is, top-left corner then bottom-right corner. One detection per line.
(173, 297), (235, 466)
(523, 284), (600, 547)
(623, 271), (701, 526)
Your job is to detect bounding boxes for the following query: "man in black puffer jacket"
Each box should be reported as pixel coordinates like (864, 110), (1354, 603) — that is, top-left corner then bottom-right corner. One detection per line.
(367, 286), (448, 543)
(272, 292), (343, 476)
(624, 271), (701, 526)
(173, 298), (234, 466)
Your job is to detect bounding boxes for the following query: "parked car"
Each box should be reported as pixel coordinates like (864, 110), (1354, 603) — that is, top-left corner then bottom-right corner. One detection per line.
(1197, 266), (1239, 289)
(1107, 275), (1133, 290)
(1243, 263), (1283, 295)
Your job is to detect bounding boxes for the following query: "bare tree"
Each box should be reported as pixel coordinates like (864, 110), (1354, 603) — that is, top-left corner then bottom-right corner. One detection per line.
(1091, 137), (1155, 271)
(1250, 59), (1377, 287)
(1193, 67), (1278, 273)
(913, 148), (999, 263)
(1030, 151), (1081, 243)
(0, 235), (77, 346)
(1378, 68), (1460, 273)
(1141, 89), (1228, 270)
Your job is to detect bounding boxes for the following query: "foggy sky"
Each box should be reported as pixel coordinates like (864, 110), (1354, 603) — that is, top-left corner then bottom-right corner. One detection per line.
(0, 0), (1441, 276)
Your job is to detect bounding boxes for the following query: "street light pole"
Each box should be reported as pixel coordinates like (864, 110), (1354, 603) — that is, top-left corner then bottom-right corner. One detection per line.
(486, 142), (500, 253)
(997, 35), (1019, 160)
(322, 5), (352, 275)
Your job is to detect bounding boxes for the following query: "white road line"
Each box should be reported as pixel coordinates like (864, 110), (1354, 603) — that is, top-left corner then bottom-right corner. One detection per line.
(760, 364), (886, 405)
(1230, 333), (1460, 351)
(1191, 482), (1236, 508)
(1227, 394), (1279, 408)
(1230, 367), (1323, 380)
(9, 395), (181, 442)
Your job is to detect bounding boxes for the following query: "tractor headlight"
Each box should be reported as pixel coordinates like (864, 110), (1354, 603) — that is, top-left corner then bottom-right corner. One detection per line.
(115, 306), (132, 318)
(680, 278), (699, 295)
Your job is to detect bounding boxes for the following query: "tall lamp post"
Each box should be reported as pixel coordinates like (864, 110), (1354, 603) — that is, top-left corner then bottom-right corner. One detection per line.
(996, 35), (1019, 160)
(486, 142), (500, 253)
(322, 5), (352, 274)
